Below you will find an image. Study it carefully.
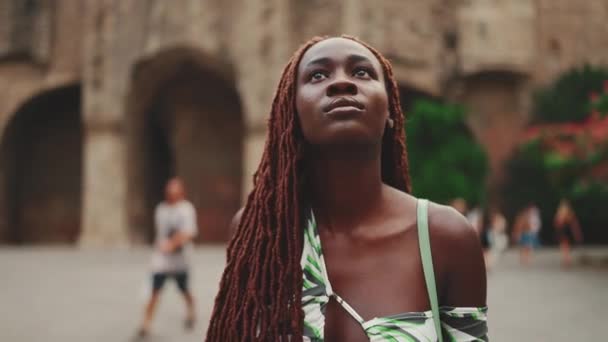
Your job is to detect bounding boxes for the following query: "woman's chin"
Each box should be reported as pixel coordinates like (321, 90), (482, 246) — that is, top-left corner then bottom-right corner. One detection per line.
(314, 131), (380, 151)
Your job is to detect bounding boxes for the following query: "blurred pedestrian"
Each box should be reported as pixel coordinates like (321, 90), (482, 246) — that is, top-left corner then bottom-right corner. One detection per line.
(512, 203), (541, 265)
(467, 205), (490, 267)
(466, 205), (482, 235)
(487, 206), (508, 269)
(554, 199), (584, 267)
(450, 197), (468, 215)
(137, 178), (198, 338)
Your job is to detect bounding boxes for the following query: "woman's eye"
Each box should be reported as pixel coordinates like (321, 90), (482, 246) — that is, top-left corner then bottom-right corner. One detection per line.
(311, 71), (328, 81)
(354, 68), (371, 78)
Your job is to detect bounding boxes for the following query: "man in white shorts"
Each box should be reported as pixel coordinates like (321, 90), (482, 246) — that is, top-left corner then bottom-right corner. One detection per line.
(138, 178), (198, 338)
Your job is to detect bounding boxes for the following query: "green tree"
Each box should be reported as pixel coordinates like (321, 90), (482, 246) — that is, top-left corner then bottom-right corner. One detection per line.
(532, 64), (608, 123)
(406, 100), (488, 206)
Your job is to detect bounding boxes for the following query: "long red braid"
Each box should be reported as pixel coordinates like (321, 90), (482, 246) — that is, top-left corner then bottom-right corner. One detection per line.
(206, 35), (411, 341)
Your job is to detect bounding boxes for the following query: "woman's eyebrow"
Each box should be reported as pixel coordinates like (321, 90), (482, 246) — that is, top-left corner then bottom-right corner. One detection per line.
(346, 54), (373, 64)
(303, 54), (373, 69)
(304, 57), (332, 69)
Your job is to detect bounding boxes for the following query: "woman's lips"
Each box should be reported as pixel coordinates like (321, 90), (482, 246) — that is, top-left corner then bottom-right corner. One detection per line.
(323, 97), (365, 117)
(325, 105), (364, 117)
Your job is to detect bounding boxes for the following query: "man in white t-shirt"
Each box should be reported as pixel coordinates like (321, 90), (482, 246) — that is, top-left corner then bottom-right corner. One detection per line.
(138, 178), (198, 338)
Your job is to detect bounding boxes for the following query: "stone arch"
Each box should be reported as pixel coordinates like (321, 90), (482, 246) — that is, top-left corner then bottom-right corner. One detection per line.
(0, 84), (82, 244)
(460, 70), (530, 197)
(126, 46), (244, 243)
(461, 70), (529, 123)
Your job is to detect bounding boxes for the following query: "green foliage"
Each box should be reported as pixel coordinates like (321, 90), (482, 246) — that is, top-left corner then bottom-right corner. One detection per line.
(570, 181), (608, 244)
(503, 141), (558, 200)
(504, 66), (608, 243)
(532, 64), (608, 123)
(591, 92), (608, 117)
(501, 140), (560, 242)
(504, 141), (608, 244)
(406, 100), (488, 206)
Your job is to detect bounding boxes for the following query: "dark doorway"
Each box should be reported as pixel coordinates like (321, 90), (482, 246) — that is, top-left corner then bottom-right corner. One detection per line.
(128, 49), (244, 243)
(0, 85), (83, 244)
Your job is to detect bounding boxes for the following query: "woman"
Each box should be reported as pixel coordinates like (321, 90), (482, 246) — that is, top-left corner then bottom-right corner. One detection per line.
(206, 36), (488, 341)
(554, 199), (584, 267)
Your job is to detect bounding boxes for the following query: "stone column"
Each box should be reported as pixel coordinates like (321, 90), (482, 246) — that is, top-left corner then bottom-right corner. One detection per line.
(79, 121), (129, 246)
(230, 0), (291, 203)
(79, 0), (130, 245)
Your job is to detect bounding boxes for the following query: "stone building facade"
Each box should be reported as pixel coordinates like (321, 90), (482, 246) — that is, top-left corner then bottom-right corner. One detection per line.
(1, 0), (607, 245)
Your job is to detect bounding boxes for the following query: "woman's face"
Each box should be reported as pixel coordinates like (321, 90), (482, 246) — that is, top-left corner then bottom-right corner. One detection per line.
(296, 38), (389, 147)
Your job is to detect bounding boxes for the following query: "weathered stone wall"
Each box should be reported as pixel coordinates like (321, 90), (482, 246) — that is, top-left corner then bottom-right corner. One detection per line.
(356, 0), (444, 94)
(0, 0), (82, 137)
(0, 0), (83, 244)
(79, 0), (287, 243)
(453, 0), (608, 193)
(534, 0), (608, 85)
(286, 0), (445, 94)
(456, 0), (536, 76)
(0, 0), (53, 64)
(2, 0), (608, 244)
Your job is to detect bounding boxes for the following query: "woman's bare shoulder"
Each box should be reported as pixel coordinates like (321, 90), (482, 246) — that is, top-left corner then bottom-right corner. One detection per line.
(427, 200), (487, 307)
(427, 201), (479, 246)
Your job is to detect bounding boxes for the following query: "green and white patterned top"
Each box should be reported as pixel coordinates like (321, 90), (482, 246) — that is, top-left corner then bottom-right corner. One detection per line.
(301, 201), (489, 341)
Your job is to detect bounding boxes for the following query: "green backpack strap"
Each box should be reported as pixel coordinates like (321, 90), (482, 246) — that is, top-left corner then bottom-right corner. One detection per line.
(417, 199), (443, 342)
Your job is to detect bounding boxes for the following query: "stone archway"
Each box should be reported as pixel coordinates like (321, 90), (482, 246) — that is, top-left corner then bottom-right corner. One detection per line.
(460, 70), (529, 199)
(127, 47), (244, 243)
(0, 84), (82, 244)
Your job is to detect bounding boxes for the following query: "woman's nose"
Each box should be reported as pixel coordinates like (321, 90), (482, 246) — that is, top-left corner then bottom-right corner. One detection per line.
(326, 74), (358, 97)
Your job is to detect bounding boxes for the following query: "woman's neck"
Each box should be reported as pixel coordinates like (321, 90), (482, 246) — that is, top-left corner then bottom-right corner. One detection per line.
(309, 146), (384, 233)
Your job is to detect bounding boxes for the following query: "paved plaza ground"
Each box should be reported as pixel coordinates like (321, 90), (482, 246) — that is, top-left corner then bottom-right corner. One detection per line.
(1, 246), (606, 342)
